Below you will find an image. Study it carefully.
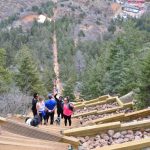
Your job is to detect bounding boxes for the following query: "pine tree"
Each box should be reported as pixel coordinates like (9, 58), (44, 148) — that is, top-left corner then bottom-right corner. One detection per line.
(63, 78), (75, 101)
(136, 50), (150, 109)
(0, 48), (12, 93)
(15, 46), (47, 95)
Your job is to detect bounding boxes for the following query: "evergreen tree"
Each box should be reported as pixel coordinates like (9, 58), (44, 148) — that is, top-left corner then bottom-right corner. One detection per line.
(63, 78), (75, 101)
(0, 48), (12, 93)
(15, 46), (47, 95)
(136, 50), (150, 109)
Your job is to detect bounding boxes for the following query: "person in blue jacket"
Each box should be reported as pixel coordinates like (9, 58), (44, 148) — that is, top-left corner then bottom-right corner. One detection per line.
(45, 94), (57, 125)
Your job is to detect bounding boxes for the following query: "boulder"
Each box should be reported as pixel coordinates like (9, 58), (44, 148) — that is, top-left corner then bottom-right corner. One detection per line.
(108, 130), (115, 137)
(113, 132), (121, 139)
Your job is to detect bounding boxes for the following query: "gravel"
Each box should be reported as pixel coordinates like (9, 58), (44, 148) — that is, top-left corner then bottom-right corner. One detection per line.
(75, 102), (119, 114)
(79, 108), (134, 124)
(77, 129), (150, 150)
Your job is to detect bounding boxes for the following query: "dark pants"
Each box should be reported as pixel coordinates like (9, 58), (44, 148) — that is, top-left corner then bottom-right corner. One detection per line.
(39, 113), (46, 124)
(32, 109), (37, 117)
(57, 109), (63, 119)
(64, 114), (71, 126)
(46, 111), (55, 124)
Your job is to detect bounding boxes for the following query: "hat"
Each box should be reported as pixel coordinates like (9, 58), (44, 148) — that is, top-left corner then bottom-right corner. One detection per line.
(48, 93), (52, 98)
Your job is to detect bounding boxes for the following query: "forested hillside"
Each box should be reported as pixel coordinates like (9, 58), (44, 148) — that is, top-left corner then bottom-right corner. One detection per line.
(0, 1), (150, 116)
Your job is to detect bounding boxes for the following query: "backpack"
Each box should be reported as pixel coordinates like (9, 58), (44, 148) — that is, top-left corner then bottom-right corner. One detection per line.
(62, 103), (74, 112)
(68, 103), (74, 112)
(30, 115), (40, 126)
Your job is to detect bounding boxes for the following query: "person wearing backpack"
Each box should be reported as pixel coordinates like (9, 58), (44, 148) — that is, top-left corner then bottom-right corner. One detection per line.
(25, 115), (40, 127)
(63, 97), (74, 126)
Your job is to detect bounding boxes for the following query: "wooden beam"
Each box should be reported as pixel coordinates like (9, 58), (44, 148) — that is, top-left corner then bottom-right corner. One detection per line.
(74, 102), (83, 106)
(73, 110), (98, 118)
(86, 100), (108, 108)
(1, 119), (63, 142)
(85, 97), (117, 108)
(116, 97), (124, 107)
(63, 122), (121, 137)
(97, 106), (123, 115)
(0, 140), (68, 150)
(84, 95), (110, 105)
(94, 138), (150, 150)
(123, 102), (133, 109)
(124, 108), (150, 121)
(61, 136), (80, 148)
(121, 119), (150, 131)
(92, 113), (125, 124)
(74, 104), (85, 109)
(0, 135), (68, 149)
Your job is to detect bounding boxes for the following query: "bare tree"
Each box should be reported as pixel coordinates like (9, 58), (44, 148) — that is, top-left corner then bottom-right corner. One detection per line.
(0, 86), (32, 117)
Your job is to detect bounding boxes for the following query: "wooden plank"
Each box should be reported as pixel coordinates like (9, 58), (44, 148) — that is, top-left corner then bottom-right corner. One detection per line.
(86, 100), (109, 108)
(84, 95), (110, 105)
(0, 135), (69, 149)
(85, 97), (117, 108)
(73, 110), (98, 118)
(116, 97), (124, 107)
(92, 113), (125, 124)
(123, 102), (133, 109)
(74, 104), (85, 109)
(61, 136), (80, 148)
(84, 98), (99, 105)
(0, 141), (68, 150)
(121, 119), (150, 131)
(74, 102), (83, 106)
(63, 122), (121, 136)
(97, 106), (123, 115)
(1, 119), (63, 142)
(94, 138), (150, 150)
(124, 108), (150, 121)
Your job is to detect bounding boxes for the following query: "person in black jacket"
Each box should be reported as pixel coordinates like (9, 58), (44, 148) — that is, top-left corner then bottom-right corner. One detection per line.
(31, 93), (39, 117)
(54, 93), (64, 119)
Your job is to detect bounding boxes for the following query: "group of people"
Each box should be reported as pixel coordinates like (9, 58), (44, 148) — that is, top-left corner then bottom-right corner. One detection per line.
(25, 92), (74, 127)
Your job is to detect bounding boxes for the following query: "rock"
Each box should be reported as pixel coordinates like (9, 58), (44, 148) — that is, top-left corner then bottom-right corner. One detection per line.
(128, 130), (134, 135)
(101, 133), (109, 141)
(121, 131), (127, 135)
(99, 139), (108, 146)
(123, 138), (129, 142)
(89, 145), (94, 149)
(93, 141), (99, 148)
(95, 146), (101, 149)
(145, 128), (150, 132)
(85, 136), (90, 141)
(113, 132), (121, 139)
(120, 134), (124, 138)
(143, 131), (148, 136)
(135, 136), (142, 140)
(125, 134), (134, 141)
(135, 131), (142, 137)
(144, 135), (149, 139)
(114, 138), (124, 144)
(82, 142), (89, 148)
(108, 130), (115, 137)
(80, 137), (86, 143)
(95, 135), (100, 140)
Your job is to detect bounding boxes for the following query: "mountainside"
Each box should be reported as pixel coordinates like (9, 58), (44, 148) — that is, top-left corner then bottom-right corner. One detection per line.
(0, 0), (50, 20)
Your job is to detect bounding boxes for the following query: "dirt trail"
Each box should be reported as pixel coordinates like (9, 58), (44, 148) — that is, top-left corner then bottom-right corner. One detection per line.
(52, 7), (63, 95)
